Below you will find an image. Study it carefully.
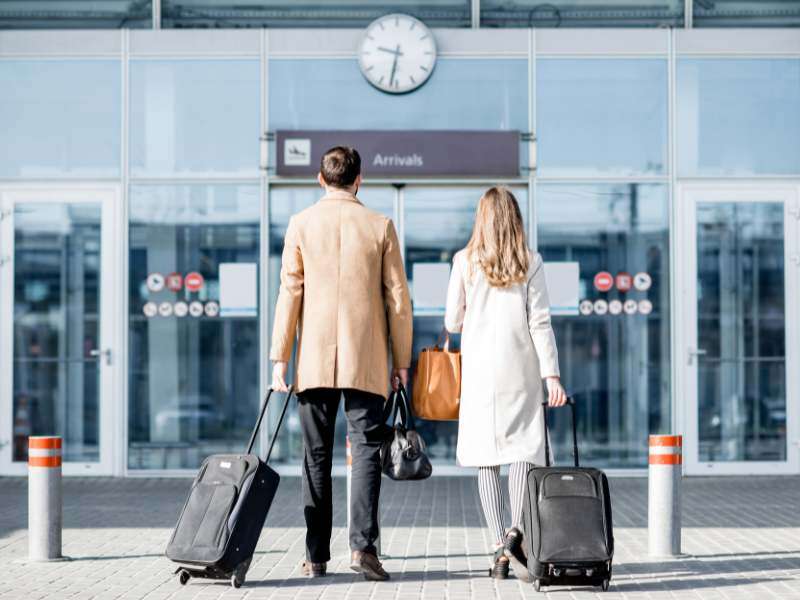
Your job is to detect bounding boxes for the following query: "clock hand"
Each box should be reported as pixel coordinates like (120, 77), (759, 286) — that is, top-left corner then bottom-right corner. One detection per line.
(389, 44), (400, 88)
(377, 46), (404, 56)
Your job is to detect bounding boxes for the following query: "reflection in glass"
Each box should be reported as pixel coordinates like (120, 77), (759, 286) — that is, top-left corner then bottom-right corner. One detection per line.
(0, 1), (151, 29)
(537, 184), (670, 467)
(405, 186), (528, 463)
(677, 59), (800, 176)
(13, 203), (102, 463)
(694, 1), (800, 27)
(537, 59), (668, 177)
(696, 202), (786, 462)
(163, 1), (470, 28)
(481, 0), (683, 27)
(267, 186), (396, 465)
(130, 60), (260, 178)
(128, 185), (260, 469)
(269, 59), (528, 132)
(0, 60), (121, 179)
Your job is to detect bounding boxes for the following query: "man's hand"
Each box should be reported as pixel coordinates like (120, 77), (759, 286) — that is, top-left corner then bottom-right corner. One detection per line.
(391, 368), (409, 391)
(546, 376), (567, 407)
(271, 361), (289, 392)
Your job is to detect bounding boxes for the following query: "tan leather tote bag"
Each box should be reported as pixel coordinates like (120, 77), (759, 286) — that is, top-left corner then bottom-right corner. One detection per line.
(412, 330), (461, 421)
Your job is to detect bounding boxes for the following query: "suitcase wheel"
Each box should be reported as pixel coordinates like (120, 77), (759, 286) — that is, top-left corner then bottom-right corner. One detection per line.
(533, 579), (542, 592)
(231, 575), (242, 589)
(178, 570), (190, 586)
(600, 578), (610, 592)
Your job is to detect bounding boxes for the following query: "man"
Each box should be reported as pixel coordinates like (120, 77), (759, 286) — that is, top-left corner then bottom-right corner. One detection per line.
(270, 146), (412, 581)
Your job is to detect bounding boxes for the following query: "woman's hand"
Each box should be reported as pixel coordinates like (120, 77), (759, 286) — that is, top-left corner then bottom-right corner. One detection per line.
(546, 376), (567, 407)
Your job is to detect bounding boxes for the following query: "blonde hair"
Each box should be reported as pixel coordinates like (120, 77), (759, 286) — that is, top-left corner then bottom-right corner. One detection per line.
(465, 186), (530, 288)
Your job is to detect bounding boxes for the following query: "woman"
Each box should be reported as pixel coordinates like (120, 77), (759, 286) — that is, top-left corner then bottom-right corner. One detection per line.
(444, 186), (567, 581)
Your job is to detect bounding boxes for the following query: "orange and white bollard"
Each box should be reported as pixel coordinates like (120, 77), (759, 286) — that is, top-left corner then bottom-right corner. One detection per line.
(648, 434), (683, 558)
(28, 436), (64, 561)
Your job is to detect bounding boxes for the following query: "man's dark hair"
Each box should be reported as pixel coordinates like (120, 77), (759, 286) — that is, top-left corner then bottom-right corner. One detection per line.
(320, 146), (361, 188)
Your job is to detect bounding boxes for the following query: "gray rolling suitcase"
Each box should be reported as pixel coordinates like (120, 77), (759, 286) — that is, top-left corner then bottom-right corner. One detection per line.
(165, 388), (293, 588)
(522, 397), (614, 592)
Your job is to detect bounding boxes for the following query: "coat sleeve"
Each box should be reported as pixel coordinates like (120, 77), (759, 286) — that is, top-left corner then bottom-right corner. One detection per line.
(382, 219), (413, 369)
(269, 216), (304, 362)
(526, 253), (560, 378)
(444, 252), (466, 334)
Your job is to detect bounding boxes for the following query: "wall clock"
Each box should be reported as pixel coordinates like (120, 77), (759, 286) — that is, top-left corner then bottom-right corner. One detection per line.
(358, 13), (437, 94)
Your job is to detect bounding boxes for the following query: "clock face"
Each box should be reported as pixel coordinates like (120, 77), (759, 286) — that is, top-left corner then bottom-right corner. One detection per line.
(358, 14), (437, 94)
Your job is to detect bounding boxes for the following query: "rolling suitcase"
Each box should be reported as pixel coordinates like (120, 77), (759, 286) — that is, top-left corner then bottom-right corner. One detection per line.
(522, 397), (614, 592)
(165, 387), (293, 588)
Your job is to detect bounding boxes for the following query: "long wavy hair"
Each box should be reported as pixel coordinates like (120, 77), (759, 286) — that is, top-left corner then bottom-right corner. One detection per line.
(465, 186), (530, 288)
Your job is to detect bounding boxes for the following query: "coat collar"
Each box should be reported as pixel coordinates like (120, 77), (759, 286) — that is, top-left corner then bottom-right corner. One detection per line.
(320, 189), (361, 204)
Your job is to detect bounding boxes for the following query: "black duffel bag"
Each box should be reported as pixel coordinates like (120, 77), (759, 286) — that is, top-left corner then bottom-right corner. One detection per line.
(381, 384), (432, 481)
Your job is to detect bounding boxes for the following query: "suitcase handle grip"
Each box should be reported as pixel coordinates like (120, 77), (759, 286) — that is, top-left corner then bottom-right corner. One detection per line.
(247, 386), (294, 463)
(541, 396), (579, 468)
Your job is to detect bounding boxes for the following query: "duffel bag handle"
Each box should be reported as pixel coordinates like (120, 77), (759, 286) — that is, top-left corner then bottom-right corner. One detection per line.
(246, 386), (294, 463)
(541, 396), (578, 468)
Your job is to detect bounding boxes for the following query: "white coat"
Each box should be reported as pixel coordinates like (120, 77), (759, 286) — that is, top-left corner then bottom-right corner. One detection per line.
(444, 250), (560, 467)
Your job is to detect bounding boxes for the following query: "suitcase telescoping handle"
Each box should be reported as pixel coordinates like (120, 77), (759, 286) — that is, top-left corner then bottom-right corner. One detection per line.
(541, 396), (579, 468)
(246, 386), (294, 463)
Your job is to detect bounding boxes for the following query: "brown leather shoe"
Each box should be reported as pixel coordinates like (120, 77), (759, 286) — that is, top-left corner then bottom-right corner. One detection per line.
(301, 560), (327, 578)
(350, 550), (390, 581)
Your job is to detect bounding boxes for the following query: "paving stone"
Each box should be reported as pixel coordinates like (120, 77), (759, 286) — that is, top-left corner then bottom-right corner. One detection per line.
(1, 476), (799, 599)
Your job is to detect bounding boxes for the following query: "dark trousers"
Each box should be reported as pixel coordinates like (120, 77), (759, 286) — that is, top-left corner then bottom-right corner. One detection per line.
(297, 387), (386, 563)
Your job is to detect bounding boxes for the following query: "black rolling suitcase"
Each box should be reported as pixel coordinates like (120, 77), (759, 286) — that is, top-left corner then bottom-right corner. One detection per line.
(166, 387), (293, 588)
(523, 397), (614, 592)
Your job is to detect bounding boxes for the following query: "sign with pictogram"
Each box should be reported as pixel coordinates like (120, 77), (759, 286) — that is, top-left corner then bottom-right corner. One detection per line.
(638, 299), (653, 315)
(593, 299), (609, 315)
(608, 299), (623, 315)
(615, 272), (632, 292)
(185, 272), (204, 292)
(579, 300), (594, 316)
(166, 272), (183, 292)
(173, 301), (188, 317)
(593, 271), (614, 292)
(204, 301), (220, 317)
(634, 272), (652, 291)
(142, 302), (157, 318)
(624, 299), (638, 315)
(189, 301), (204, 317)
(158, 301), (173, 317)
(146, 272), (164, 293)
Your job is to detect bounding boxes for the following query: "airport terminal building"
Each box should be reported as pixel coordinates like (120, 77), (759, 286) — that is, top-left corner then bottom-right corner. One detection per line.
(0, 2), (798, 477)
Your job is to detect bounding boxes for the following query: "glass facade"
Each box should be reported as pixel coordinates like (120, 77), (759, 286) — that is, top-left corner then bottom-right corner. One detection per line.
(130, 60), (261, 178)
(481, 0), (684, 27)
(128, 184), (260, 469)
(11, 202), (103, 463)
(695, 201), (787, 462)
(0, 60), (121, 179)
(0, 1), (151, 29)
(0, 28), (799, 476)
(677, 59), (800, 176)
(162, 1), (471, 28)
(537, 184), (671, 467)
(536, 59), (668, 177)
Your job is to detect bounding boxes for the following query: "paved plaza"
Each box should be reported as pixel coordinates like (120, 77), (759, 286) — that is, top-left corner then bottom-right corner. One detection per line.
(1, 475), (799, 599)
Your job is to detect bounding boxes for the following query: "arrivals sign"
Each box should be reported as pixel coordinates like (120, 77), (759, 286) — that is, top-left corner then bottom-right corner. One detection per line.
(276, 130), (520, 178)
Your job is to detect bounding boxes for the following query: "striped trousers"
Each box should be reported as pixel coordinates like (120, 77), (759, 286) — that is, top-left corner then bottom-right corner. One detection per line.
(477, 462), (534, 547)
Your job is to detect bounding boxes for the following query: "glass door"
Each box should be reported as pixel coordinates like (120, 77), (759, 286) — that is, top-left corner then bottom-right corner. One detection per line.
(680, 185), (799, 475)
(0, 187), (119, 475)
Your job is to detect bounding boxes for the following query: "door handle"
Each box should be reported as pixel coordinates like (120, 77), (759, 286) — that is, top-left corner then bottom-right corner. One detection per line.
(89, 348), (112, 366)
(687, 347), (707, 365)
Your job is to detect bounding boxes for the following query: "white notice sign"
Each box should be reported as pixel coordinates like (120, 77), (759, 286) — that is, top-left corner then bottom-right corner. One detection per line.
(412, 262), (451, 312)
(544, 262), (580, 316)
(219, 263), (257, 317)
